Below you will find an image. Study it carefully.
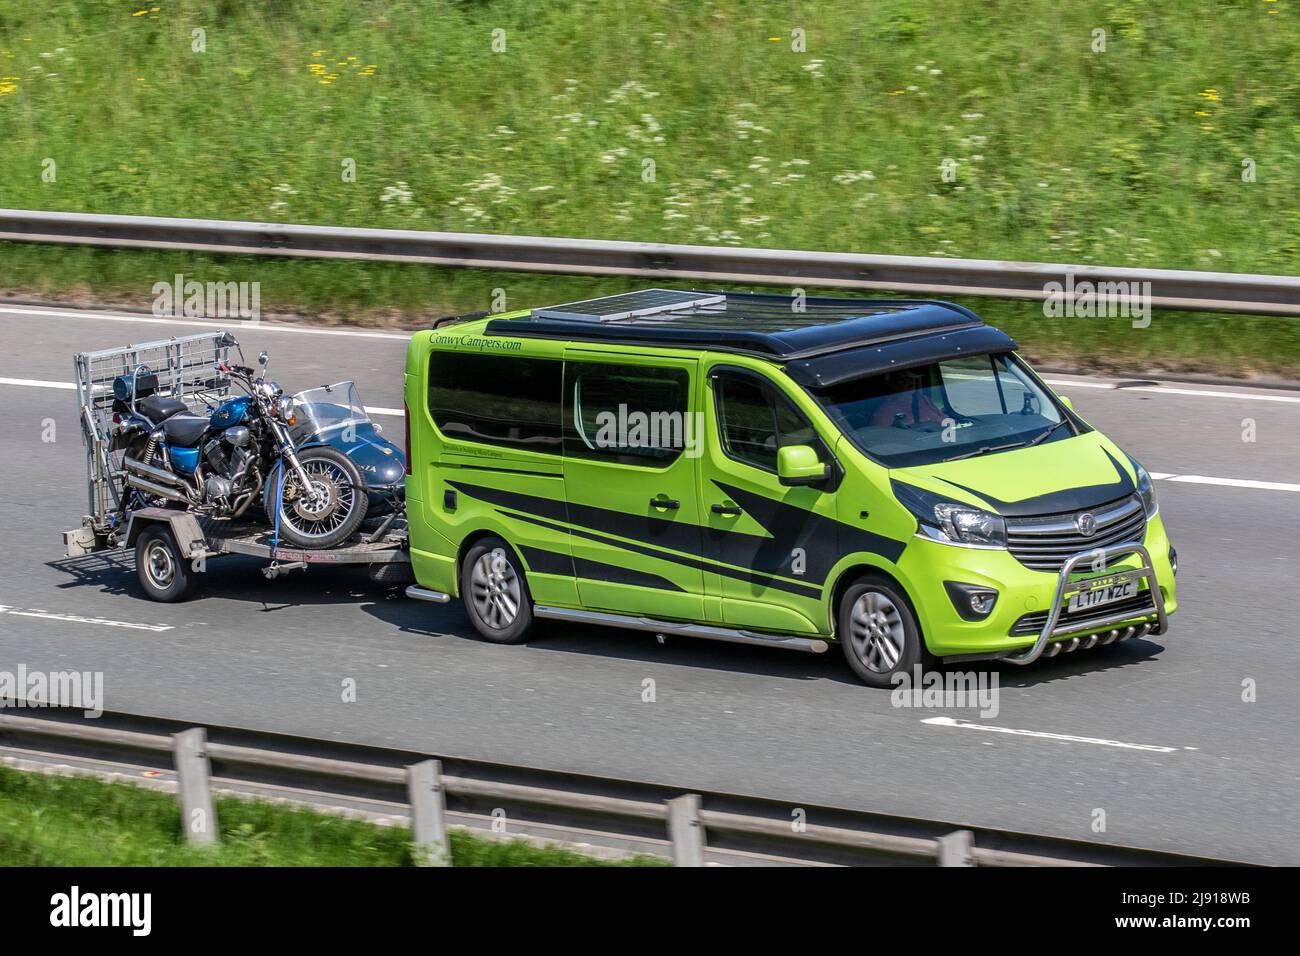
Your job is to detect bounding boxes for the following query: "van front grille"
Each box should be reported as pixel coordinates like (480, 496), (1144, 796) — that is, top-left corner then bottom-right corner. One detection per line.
(1006, 495), (1146, 573)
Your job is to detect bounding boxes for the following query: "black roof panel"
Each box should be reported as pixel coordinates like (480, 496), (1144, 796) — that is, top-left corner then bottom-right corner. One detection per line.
(784, 325), (1019, 388)
(486, 290), (985, 361)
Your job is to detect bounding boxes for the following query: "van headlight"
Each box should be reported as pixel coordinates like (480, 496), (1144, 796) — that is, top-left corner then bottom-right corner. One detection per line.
(892, 481), (1007, 549)
(1131, 458), (1158, 518)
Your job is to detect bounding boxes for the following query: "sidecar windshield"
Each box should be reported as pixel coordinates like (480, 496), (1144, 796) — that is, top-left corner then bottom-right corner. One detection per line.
(290, 381), (371, 441)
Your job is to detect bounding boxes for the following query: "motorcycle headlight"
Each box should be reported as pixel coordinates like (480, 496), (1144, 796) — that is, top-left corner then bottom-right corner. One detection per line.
(1130, 457), (1158, 518)
(892, 481), (1007, 549)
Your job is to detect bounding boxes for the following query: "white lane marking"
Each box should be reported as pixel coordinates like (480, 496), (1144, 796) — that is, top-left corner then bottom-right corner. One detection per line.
(0, 376), (74, 389)
(1156, 473), (1300, 493)
(1128, 385), (1300, 404)
(0, 376), (404, 416)
(1042, 377), (1300, 404)
(921, 716), (1180, 753)
(0, 604), (173, 632)
(0, 305), (410, 340)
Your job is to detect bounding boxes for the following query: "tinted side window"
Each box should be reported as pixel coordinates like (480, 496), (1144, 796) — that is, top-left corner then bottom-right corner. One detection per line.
(715, 372), (824, 472)
(428, 351), (562, 453)
(564, 362), (691, 466)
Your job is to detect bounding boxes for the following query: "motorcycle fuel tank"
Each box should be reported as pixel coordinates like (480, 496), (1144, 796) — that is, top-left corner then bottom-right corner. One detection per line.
(209, 395), (252, 430)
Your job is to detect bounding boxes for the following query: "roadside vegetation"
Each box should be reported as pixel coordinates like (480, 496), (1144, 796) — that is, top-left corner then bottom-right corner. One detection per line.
(0, 764), (657, 866)
(0, 1), (1297, 375)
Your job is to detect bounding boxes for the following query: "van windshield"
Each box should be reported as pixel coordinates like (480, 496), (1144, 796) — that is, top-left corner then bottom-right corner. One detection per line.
(809, 353), (1076, 468)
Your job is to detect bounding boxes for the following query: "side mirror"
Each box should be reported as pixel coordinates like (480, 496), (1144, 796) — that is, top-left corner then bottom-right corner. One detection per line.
(258, 351), (269, 366)
(1059, 395), (1074, 412)
(777, 445), (827, 486)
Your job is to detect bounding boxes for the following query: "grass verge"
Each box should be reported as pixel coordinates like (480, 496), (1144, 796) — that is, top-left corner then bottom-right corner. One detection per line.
(0, 763), (661, 866)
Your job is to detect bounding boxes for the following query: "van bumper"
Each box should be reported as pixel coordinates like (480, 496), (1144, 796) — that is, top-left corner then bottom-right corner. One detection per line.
(897, 515), (1177, 661)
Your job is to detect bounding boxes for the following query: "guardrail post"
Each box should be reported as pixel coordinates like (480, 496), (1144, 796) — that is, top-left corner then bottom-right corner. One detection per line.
(407, 759), (451, 866)
(667, 794), (706, 867)
(937, 829), (975, 866)
(172, 727), (217, 845)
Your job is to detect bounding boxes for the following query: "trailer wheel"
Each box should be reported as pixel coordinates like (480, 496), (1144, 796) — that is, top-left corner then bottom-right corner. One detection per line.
(135, 525), (195, 602)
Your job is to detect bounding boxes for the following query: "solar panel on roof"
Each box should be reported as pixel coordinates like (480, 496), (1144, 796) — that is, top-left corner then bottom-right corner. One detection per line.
(532, 288), (724, 322)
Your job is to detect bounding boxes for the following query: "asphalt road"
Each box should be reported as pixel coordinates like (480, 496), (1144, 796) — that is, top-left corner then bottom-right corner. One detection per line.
(1, 303), (1298, 863)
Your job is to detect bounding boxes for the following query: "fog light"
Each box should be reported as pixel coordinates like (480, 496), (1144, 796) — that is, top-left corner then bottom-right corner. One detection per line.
(1169, 545), (1178, 576)
(944, 581), (998, 621)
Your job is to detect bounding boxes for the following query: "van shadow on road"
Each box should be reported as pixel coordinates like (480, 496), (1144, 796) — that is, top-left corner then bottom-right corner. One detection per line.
(46, 553), (1168, 690)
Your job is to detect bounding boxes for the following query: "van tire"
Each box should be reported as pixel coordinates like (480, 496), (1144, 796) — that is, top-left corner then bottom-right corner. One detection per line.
(838, 574), (931, 688)
(461, 537), (534, 644)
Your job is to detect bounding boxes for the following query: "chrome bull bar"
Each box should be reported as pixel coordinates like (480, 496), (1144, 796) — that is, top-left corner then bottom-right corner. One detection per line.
(1002, 543), (1168, 666)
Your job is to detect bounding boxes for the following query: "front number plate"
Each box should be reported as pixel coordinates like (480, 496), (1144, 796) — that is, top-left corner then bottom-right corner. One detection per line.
(1068, 579), (1138, 612)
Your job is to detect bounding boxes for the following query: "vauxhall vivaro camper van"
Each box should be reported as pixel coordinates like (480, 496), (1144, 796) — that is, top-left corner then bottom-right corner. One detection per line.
(402, 290), (1175, 687)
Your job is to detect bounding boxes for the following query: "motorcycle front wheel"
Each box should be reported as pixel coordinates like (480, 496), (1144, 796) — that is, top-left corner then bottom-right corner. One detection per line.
(264, 446), (369, 549)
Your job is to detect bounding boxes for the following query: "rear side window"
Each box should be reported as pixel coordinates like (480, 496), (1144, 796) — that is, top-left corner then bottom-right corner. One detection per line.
(428, 351), (562, 453)
(564, 362), (691, 466)
(715, 371), (824, 473)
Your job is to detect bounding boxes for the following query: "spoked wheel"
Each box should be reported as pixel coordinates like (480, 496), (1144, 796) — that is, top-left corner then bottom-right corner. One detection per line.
(839, 574), (931, 688)
(461, 537), (534, 644)
(264, 447), (369, 549)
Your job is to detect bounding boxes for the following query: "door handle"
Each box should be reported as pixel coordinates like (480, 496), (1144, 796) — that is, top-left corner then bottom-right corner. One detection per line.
(650, 497), (680, 510)
(711, 503), (742, 517)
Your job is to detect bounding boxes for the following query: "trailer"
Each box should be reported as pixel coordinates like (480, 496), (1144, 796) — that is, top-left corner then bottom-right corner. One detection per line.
(63, 330), (417, 603)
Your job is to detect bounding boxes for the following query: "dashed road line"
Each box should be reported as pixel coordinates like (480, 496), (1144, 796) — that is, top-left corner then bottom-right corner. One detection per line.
(0, 305), (409, 340)
(0, 605), (173, 632)
(922, 715), (1181, 753)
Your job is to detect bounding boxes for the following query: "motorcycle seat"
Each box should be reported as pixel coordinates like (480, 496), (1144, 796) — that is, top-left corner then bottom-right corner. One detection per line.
(137, 394), (189, 424)
(161, 413), (209, 447)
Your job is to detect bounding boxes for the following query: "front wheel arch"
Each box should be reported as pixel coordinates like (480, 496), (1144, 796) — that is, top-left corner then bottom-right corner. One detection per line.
(827, 561), (933, 653)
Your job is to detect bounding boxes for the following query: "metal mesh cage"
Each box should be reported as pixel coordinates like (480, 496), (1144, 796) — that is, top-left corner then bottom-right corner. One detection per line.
(73, 330), (238, 530)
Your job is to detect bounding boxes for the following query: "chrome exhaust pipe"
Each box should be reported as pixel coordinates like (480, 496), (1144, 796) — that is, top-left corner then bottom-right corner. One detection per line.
(1043, 641), (1062, 658)
(1082, 634), (1099, 650)
(126, 474), (191, 506)
(1062, 636), (1081, 654)
(124, 455), (186, 488)
(1100, 629), (1120, 645)
(1118, 626), (1137, 642)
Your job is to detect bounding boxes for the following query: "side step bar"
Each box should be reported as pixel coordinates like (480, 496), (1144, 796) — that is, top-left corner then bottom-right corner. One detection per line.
(533, 606), (829, 654)
(405, 585), (450, 604)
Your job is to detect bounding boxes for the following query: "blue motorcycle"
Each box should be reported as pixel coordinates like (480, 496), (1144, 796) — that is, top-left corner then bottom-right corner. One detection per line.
(114, 350), (403, 549)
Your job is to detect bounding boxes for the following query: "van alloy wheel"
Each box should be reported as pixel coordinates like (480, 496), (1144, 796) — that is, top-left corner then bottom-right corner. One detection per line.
(470, 548), (522, 630)
(849, 590), (905, 673)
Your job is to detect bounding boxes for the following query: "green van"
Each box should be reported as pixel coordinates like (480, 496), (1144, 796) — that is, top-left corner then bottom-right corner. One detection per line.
(402, 290), (1176, 687)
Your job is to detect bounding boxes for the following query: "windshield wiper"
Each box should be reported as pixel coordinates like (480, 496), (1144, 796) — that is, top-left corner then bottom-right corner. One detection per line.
(944, 439), (1026, 462)
(1027, 419), (1071, 447)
